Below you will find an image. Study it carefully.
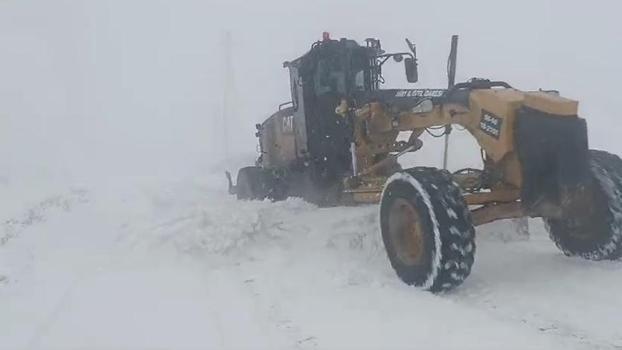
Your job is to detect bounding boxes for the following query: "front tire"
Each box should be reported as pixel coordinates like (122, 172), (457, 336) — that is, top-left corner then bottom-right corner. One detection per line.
(380, 168), (475, 292)
(545, 150), (622, 260)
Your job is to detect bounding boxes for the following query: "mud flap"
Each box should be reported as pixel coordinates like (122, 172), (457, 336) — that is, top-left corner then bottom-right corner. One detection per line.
(515, 107), (591, 217)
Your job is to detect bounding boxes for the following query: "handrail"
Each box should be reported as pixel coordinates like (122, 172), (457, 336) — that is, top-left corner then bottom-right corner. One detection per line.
(279, 101), (293, 111)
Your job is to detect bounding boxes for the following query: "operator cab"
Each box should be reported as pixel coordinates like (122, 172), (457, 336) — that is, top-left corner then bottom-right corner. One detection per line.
(255, 33), (420, 196)
(284, 35), (374, 184)
(281, 33), (418, 185)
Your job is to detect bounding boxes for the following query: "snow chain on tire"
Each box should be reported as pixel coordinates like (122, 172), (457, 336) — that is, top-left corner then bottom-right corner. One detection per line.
(545, 150), (622, 260)
(380, 167), (476, 292)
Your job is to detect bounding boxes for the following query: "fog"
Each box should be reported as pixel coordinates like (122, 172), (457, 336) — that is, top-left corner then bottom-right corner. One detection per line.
(1, 0), (621, 184)
(3, 2), (622, 347)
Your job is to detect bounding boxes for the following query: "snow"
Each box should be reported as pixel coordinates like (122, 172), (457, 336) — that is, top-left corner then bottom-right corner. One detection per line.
(2, 1), (622, 348)
(2, 174), (622, 350)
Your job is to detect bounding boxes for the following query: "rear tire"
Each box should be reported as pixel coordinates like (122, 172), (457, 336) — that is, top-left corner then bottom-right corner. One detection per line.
(236, 167), (269, 200)
(380, 167), (475, 292)
(545, 150), (622, 260)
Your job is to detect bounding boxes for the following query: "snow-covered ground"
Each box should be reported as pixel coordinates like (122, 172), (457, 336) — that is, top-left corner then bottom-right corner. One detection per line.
(2, 170), (622, 350)
(2, 1), (622, 349)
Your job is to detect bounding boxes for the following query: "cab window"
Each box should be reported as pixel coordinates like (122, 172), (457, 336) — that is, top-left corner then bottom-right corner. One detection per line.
(314, 58), (346, 95)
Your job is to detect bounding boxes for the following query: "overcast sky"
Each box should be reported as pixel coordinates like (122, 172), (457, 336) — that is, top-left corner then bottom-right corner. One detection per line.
(1, 0), (620, 183)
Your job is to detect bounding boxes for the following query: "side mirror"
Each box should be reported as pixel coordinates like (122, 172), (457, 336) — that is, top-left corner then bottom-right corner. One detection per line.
(404, 57), (418, 83)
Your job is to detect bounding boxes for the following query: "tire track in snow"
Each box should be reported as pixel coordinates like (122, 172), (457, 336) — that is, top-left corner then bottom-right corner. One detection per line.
(25, 274), (88, 350)
(0, 188), (89, 287)
(201, 267), (299, 350)
(238, 270), (319, 350)
(455, 287), (621, 350)
(451, 239), (622, 350)
(0, 188), (88, 247)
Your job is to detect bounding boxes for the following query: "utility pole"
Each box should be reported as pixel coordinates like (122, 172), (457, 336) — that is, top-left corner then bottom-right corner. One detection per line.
(221, 31), (234, 161)
(443, 35), (459, 170)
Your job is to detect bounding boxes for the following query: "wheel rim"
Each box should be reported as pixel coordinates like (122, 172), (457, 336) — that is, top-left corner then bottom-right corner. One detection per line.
(388, 198), (426, 266)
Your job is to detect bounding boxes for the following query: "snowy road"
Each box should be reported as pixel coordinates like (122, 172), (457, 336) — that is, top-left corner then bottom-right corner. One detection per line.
(2, 175), (622, 350)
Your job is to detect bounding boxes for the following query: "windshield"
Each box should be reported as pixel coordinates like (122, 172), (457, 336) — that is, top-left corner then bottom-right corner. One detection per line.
(314, 58), (346, 95)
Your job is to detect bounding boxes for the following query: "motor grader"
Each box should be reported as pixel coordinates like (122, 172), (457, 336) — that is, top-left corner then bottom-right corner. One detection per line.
(226, 33), (622, 292)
